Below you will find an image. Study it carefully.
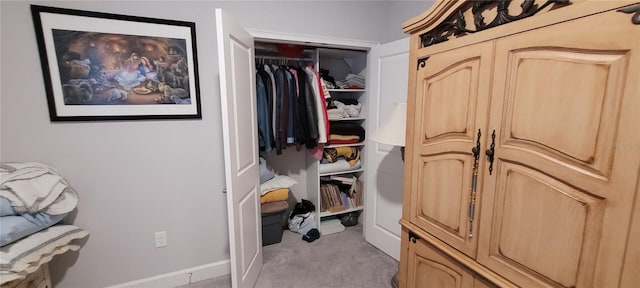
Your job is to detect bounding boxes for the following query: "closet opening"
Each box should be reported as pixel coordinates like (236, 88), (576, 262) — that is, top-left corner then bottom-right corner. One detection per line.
(253, 39), (369, 242)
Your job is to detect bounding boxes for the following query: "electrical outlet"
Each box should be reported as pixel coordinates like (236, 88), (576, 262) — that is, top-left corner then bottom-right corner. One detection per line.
(154, 231), (167, 248)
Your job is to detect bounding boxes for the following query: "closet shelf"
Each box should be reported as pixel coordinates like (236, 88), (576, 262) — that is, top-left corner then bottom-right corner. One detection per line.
(329, 117), (365, 121)
(327, 89), (366, 92)
(325, 143), (365, 148)
(319, 168), (364, 177)
(320, 206), (364, 218)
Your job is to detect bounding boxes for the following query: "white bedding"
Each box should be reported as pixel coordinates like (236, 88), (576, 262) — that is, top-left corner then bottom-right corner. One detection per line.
(0, 225), (89, 284)
(0, 162), (78, 215)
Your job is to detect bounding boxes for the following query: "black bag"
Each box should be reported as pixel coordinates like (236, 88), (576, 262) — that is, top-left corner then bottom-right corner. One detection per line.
(289, 199), (316, 219)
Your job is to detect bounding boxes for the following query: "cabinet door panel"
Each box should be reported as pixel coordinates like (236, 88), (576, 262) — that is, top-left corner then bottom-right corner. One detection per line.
(479, 10), (640, 288)
(408, 41), (494, 258)
(406, 237), (475, 288)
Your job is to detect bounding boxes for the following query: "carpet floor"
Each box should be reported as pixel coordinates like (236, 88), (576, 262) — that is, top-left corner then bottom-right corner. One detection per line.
(179, 223), (398, 288)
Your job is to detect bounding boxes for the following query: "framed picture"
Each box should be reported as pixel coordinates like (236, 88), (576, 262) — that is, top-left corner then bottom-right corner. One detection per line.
(31, 5), (201, 121)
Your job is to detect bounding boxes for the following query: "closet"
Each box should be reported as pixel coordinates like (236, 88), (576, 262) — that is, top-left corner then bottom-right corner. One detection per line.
(253, 42), (368, 235)
(398, 1), (640, 288)
(215, 8), (408, 288)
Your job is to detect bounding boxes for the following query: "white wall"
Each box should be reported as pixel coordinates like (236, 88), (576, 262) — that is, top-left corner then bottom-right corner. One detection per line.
(384, 1), (436, 42)
(0, 1), (427, 287)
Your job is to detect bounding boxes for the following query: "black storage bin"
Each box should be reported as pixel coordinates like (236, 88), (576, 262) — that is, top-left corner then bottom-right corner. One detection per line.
(262, 210), (285, 246)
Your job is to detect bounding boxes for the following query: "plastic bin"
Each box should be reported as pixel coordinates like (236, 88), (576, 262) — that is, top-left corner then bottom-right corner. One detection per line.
(262, 210), (286, 246)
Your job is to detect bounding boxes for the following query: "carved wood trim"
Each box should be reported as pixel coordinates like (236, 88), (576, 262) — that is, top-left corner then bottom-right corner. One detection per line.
(618, 4), (640, 24)
(419, 0), (571, 48)
(417, 56), (430, 70)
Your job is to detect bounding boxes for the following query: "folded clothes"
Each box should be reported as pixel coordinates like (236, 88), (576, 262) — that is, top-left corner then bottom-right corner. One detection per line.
(324, 147), (360, 167)
(260, 188), (289, 204)
(327, 108), (349, 120)
(319, 159), (361, 174)
(333, 100), (361, 118)
(327, 139), (360, 145)
(334, 98), (359, 106)
(329, 134), (360, 141)
(329, 122), (365, 140)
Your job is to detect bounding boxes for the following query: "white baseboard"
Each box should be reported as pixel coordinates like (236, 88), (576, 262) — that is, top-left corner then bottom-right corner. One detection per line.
(105, 259), (230, 288)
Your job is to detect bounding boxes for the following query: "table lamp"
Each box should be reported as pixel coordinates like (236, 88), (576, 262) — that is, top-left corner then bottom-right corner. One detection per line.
(370, 102), (407, 159)
(369, 101), (407, 288)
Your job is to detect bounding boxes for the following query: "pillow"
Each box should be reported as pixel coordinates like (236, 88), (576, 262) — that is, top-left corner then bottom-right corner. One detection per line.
(259, 157), (275, 184)
(0, 225), (89, 284)
(260, 188), (289, 204)
(260, 175), (297, 195)
(0, 213), (66, 247)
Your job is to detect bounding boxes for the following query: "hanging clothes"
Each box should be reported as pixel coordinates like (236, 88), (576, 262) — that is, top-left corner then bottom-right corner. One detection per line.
(274, 67), (290, 155)
(256, 72), (272, 154)
(255, 57), (330, 155)
(304, 65), (331, 160)
(296, 66), (319, 148)
(263, 65), (277, 146)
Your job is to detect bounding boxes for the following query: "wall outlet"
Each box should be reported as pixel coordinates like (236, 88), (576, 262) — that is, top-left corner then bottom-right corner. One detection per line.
(154, 231), (168, 248)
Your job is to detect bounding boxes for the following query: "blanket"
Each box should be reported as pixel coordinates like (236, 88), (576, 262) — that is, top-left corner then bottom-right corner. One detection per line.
(0, 162), (78, 215)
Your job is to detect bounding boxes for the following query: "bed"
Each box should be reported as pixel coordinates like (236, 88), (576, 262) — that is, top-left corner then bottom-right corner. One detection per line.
(0, 162), (89, 286)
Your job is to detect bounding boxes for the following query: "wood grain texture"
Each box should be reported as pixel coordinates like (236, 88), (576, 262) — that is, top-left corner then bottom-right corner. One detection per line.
(400, 1), (640, 287)
(408, 41), (494, 259)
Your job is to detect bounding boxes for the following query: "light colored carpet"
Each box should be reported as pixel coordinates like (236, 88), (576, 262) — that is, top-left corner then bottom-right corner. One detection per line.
(179, 223), (398, 288)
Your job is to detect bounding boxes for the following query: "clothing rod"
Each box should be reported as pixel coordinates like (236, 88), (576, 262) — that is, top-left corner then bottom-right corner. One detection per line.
(255, 55), (314, 61)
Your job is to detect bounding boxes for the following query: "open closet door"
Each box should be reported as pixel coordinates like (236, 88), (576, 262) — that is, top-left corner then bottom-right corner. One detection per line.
(215, 8), (262, 288)
(364, 37), (409, 261)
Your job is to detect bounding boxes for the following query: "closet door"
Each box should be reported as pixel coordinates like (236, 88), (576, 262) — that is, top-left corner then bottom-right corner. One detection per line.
(407, 41), (493, 258)
(364, 37), (409, 261)
(478, 9), (640, 288)
(215, 9), (262, 288)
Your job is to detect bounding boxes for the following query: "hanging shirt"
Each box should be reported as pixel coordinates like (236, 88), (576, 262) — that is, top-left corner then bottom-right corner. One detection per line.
(296, 67), (319, 148)
(304, 66), (328, 144)
(256, 73), (272, 153)
(264, 65), (277, 144)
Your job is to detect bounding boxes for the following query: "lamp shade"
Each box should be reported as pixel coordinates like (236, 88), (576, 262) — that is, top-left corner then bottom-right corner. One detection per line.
(370, 102), (407, 146)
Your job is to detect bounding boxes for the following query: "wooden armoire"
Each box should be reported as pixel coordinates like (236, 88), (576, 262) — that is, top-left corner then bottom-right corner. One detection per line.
(398, 1), (640, 287)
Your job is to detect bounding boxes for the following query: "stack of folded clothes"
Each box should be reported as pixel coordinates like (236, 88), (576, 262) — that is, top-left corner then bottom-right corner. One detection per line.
(328, 122), (365, 145)
(319, 146), (361, 174)
(336, 73), (365, 89)
(327, 99), (362, 120)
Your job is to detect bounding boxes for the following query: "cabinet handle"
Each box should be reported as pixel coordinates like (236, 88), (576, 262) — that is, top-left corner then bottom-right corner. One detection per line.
(486, 130), (496, 175)
(468, 129), (481, 239)
(409, 231), (419, 243)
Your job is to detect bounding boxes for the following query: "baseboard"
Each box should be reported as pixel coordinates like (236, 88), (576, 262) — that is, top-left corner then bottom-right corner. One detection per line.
(106, 259), (230, 288)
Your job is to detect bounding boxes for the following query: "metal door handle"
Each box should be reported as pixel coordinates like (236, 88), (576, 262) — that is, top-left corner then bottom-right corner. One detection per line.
(486, 130), (496, 175)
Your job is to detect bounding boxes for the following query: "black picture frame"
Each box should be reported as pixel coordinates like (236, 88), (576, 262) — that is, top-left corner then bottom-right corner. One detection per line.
(31, 5), (201, 121)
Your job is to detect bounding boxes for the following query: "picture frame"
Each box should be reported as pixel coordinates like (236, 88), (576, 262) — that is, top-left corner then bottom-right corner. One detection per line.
(31, 5), (201, 121)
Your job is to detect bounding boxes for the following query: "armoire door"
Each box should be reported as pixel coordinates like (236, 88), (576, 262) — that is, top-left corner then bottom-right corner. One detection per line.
(407, 41), (494, 258)
(477, 8), (640, 288)
(215, 8), (263, 288)
(365, 37), (409, 261)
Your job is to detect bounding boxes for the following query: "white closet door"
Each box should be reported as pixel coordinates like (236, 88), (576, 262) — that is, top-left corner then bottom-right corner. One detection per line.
(364, 37), (409, 261)
(215, 8), (262, 288)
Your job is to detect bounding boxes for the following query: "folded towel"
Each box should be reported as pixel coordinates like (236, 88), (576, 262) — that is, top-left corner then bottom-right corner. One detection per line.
(0, 162), (78, 215)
